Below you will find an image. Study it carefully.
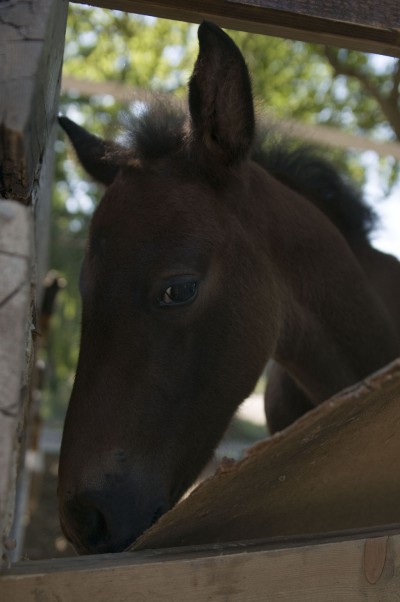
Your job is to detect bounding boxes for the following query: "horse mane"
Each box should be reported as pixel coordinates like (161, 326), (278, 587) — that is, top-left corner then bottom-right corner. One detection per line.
(122, 97), (376, 243)
(254, 137), (377, 243)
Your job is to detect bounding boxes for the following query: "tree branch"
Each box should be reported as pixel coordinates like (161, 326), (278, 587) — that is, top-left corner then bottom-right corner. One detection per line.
(323, 47), (400, 140)
(389, 59), (400, 107)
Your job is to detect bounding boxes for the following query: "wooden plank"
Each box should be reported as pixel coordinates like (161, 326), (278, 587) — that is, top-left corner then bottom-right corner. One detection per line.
(2, 530), (400, 600)
(78, 0), (400, 57)
(4, 125), (59, 563)
(276, 118), (400, 160)
(0, 0), (69, 202)
(0, 200), (32, 559)
(33, 125), (57, 291)
(0, 0), (68, 560)
(133, 360), (400, 550)
(229, 0), (400, 28)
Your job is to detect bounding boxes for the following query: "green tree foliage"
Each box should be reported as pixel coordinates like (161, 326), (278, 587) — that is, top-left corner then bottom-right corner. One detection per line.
(43, 5), (400, 423)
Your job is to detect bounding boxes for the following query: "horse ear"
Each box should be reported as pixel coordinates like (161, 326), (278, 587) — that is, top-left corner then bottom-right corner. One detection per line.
(188, 22), (255, 166)
(58, 116), (123, 186)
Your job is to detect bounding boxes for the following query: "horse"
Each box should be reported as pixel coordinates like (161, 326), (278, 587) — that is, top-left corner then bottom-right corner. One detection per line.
(58, 21), (400, 554)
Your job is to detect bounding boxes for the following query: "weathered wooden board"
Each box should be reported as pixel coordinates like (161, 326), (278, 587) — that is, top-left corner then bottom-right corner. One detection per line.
(0, 0), (69, 202)
(0, 0), (68, 560)
(80, 0), (400, 56)
(132, 359), (400, 550)
(0, 200), (32, 558)
(2, 529), (400, 601)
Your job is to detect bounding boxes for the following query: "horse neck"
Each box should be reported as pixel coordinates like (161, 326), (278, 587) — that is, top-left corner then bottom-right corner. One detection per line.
(248, 164), (400, 404)
(350, 241), (400, 341)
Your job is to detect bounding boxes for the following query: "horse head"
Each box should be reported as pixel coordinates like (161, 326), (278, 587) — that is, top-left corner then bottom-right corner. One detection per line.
(58, 22), (279, 554)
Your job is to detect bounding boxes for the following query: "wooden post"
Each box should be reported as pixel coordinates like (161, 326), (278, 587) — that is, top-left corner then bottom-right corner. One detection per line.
(0, 0), (68, 560)
(0, 201), (32, 560)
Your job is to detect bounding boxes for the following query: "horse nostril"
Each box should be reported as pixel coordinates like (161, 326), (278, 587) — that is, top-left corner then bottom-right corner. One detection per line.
(62, 490), (169, 554)
(83, 507), (110, 549)
(65, 497), (112, 552)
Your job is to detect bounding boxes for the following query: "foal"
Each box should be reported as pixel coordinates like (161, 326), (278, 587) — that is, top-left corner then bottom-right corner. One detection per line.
(58, 22), (400, 554)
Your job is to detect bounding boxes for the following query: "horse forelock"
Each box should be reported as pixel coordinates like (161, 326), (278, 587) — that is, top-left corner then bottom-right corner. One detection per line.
(121, 95), (189, 162)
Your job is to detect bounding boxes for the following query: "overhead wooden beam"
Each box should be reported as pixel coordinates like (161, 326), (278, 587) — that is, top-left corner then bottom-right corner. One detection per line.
(2, 529), (400, 601)
(76, 0), (400, 57)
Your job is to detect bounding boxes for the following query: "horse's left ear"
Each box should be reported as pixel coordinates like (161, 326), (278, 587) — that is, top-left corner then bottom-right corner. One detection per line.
(58, 116), (124, 186)
(188, 22), (255, 166)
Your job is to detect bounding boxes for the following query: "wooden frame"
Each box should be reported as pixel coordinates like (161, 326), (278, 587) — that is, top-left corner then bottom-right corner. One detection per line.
(0, 201), (32, 559)
(1, 0), (400, 599)
(0, 0), (68, 559)
(2, 528), (400, 601)
(80, 0), (400, 56)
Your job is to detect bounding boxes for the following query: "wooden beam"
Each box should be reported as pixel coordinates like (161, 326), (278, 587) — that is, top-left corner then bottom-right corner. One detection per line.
(0, 201), (32, 560)
(76, 0), (400, 57)
(276, 118), (400, 161)
(0, 0), (68, 560)
(0, 0), (68, 202)
(230, 0), (400, 28)
(2, 529), (400, 600)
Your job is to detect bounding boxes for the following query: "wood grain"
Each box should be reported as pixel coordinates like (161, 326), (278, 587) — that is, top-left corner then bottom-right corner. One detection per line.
(2, 530), (400, 601)
(0, 0), (68, 559)
(0, 201), (32, 559)
(229, 0), (400, 28)
(81, 0), (400, 57)
(364, 536), (388, 584)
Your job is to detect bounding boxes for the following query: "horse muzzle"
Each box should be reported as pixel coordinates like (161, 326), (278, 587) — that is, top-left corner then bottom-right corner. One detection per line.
(59, 477), (169, 554)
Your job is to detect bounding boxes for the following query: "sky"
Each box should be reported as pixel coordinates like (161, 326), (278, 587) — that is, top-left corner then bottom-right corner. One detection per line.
(356, 55), (399, 259)
(371, 193), (400, 259)
(362, 152), (400, 259)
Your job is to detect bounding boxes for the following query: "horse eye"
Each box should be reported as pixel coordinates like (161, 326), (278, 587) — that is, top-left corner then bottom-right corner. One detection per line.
(159, 281), (198, 307)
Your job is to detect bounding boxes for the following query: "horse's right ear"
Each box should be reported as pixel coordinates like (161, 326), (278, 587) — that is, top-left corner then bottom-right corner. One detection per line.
(58, 116), (123, 186)
(188, 22), (255, 167)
